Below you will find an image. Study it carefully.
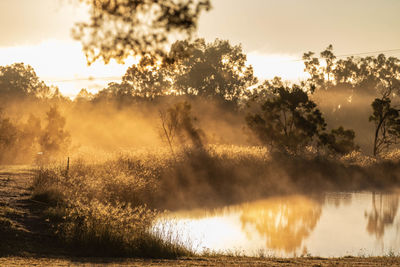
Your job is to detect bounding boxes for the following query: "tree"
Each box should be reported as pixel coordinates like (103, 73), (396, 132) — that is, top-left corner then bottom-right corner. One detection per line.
(303, 46), (400, 97)
(170, 39), (257, 102)
(121, 55), (172, 98)
(246, 84), (326, 153)
(0, 111), (18, 163)
(369, 98), (400, 156)
(74, 0), (211, 64)
(40, 106), (71, 158)
(318, 126), (358, 155)
(15, 114), (42, 163)
(0, 63), (52, 99)
(303, 46), (400, 154)
(99, 38), (257, 104)
(159, 101), (204, 154)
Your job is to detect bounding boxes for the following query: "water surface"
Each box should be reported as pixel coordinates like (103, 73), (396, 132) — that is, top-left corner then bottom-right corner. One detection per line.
(155, 192), (400, 257)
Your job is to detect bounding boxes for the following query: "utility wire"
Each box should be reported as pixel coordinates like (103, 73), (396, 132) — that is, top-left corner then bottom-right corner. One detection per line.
(290, 48), (400, 62)
(45, 76), (122, 83)
(44, 48), (400, 83)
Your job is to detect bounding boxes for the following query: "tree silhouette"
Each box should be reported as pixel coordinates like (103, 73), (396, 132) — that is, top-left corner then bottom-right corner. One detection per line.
(246, 84), (326, 153)
(303, 46), (400, 154)
(318, 126), (358, 155)
(39, 106), (71, 159)
(0, 111), (18, 163)
(171, 39), (257, 102)
(369, 98), (400, 156)
(0, 63), (52, 100)
(159, 101), (204, 151)
(99, 38), (257, 104)
(74, 0), (211, 64)
(121, 55), (172, 98)
(303, 46), (400, 96)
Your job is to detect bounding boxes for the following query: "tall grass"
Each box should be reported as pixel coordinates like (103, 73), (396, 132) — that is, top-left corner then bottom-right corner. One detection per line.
(32, 145), (400, 257)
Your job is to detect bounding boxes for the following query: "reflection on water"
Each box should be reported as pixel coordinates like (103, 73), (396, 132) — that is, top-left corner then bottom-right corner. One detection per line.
(239, 196), (321, 253)
(365, 193), (399, 239)
(155, 192), (400, 257)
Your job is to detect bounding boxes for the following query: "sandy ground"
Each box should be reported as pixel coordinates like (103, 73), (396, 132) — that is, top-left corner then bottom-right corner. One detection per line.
(1, 166), (400, 266)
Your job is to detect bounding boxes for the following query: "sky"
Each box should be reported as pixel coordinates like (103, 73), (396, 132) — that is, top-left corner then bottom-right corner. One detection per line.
(0, 0), (399, 97)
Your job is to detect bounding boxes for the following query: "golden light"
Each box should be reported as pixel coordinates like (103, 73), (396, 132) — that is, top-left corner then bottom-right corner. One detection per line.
(246, 52), (307, 82)
(0, 39), (138, 98)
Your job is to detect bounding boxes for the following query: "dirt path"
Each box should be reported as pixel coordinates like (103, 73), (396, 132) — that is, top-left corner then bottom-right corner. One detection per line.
(1, 166), (400, 266)
(0, 165), (65, 257)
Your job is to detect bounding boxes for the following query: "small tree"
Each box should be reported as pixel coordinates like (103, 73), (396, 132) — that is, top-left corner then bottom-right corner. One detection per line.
(319, 126), (358, 155)
(159, 101), (204, 155)
(246, 85), (326, 153)
(39, 106), (70, 159)
(369, 98), (400, 156)
(0, 111), (18, 163)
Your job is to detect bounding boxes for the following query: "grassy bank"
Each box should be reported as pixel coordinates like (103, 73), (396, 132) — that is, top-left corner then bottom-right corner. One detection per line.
(31, 145), (400, 258)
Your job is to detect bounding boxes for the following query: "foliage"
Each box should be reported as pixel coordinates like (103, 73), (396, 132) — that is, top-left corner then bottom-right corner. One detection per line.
(303, 46), (400, 154)
(169, 39), (257, 102)
(319, 126), (358, 155)
(32, 153), (192, 257)
(0, 63), (52, 99)
(39, 106), (71, 159)
(121, 55), (172, 99)
(74, 0), (211, 64)
(97, 38), (257, 103)
(0, 111), (18, 163)
(0, 111), (42, 164)
(246, 84), (326, 153)
(159, 101), (204, 151)
(369, 98), (400, 156)
(303, 45), (400, 97)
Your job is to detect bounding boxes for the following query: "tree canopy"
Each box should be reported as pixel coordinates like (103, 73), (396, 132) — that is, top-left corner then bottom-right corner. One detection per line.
(246, 83), (326, 153)
(97, 38), (257, 103)
(74, 0), (211, 64)
(170, 39), (257, 102)
(303, 46), (400, 97)
(0, 63), (52, 99)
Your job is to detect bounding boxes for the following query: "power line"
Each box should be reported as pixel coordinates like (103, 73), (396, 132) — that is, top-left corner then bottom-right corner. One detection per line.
(290, 48), (400, 62)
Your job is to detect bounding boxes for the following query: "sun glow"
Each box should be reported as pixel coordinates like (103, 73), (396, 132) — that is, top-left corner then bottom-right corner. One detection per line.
(0, 40), (308, 99)
(247, 52), (307, 82)
(0, 39), (138, 98)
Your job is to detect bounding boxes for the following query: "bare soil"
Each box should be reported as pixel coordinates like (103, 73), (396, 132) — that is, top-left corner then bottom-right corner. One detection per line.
(1, 166), (400, 266)
(1, 256), (400, 266)
(0, 165), (66, 257)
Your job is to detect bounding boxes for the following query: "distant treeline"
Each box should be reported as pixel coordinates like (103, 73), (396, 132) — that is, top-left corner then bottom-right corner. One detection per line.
(1, 40), (400, 163)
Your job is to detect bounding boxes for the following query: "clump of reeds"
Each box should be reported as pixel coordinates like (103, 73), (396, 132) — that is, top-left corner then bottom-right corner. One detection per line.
(31, 154), (190, 257)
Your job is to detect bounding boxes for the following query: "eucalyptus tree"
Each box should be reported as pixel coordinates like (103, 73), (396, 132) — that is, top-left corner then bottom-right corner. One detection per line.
(74, 0), (211, 64)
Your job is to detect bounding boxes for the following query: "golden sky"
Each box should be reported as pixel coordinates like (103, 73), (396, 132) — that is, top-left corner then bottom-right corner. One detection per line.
(0, 0), (399, 97)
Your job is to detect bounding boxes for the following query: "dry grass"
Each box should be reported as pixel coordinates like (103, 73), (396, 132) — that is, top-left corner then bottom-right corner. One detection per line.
(31, 145), (400, 258)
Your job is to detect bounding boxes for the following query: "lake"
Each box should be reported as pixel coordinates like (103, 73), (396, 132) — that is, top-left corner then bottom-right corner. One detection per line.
(154, 192), (400, 257)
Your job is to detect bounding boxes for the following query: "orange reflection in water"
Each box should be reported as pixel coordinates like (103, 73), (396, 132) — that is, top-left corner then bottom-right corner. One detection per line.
(166, 195), (322, 254)
(239, 196), (322, 253)
(159, 192), (400, 257)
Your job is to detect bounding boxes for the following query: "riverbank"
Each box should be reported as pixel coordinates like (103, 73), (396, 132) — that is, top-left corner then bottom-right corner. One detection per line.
(2, 151), (400, 265)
